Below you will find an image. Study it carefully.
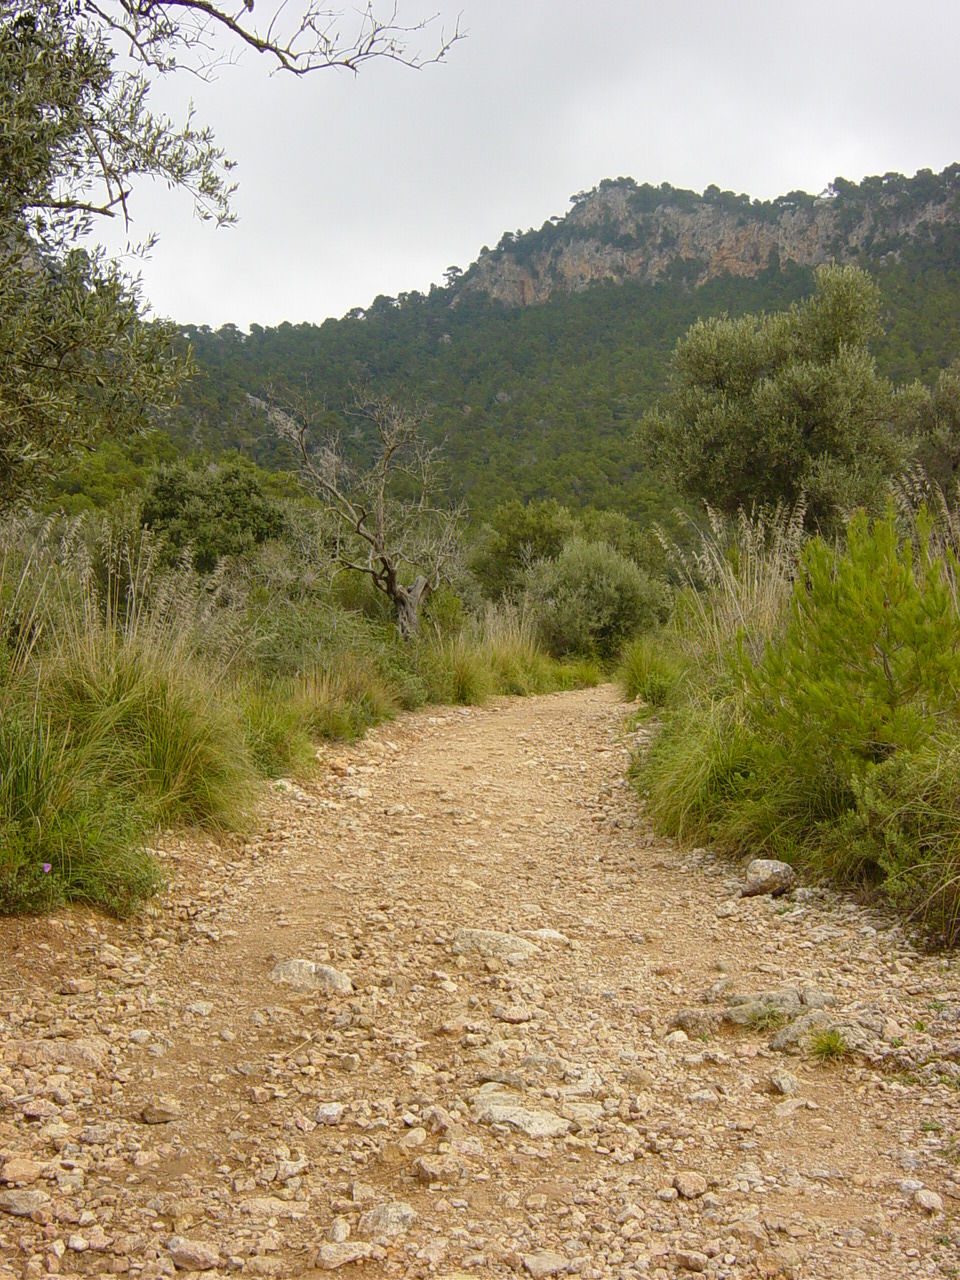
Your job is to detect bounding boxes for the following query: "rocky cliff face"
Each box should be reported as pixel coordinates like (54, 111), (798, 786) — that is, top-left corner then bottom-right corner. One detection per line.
(460, 167), (960, 308)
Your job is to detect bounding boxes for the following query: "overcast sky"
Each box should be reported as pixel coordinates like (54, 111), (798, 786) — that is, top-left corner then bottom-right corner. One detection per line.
(102, 0), (960, 330)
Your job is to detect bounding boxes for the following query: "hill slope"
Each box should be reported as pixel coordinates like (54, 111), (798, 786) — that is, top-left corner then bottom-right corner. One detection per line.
(173, 165), (960, 518)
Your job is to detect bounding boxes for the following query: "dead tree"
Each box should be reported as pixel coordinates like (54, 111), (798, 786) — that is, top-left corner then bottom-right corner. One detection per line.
(256, 392), (463, 638)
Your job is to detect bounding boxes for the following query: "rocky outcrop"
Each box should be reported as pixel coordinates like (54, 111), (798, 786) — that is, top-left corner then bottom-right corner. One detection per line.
(461, 166), (960, 308)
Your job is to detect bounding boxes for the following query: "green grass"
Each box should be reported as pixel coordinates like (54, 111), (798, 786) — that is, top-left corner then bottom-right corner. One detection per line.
(745, 1006), (790, 1032)
(617, 635), (685, 707)
(809, 1028), (850, 1064)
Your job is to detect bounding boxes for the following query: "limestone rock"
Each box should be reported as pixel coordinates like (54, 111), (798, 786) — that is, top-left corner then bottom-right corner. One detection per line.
(414, 1154), (463, 1185)
(0, 1159), (41, 1186)
(357, 1200), (417, 1239)
(472, 1097), (571, 1139)
(269, 959), (353, 994)
(915, 1188), (944, 1213)
(451, 928), (538, 963)
(673, 1171), (708, 1199)
(769, 1008), (833, 1052)
(316, 1242), (373, 1269)
(168, 1237), (220, 1270)
(522, 1251), (568, 1278)
(141, 1097), (182, 1124)
(741, 858), (797, 897)
(674, 1249), (709, 1272)
(0, 1189), (51, 1217)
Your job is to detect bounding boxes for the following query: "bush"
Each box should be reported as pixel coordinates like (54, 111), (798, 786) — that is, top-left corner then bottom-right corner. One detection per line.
(140, 458), (287, 572)
(618, 636), (685, 707)
(524, 537), (671, 661)
(636, 506), (960, 942)
(0, 700), (161, 915)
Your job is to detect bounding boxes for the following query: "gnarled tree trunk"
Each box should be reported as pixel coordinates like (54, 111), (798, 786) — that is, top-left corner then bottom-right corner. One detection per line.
(391, 574), (431, 640)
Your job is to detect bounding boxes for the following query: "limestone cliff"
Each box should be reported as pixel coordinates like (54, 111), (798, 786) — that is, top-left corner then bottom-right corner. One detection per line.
(459, 166), (960, 308)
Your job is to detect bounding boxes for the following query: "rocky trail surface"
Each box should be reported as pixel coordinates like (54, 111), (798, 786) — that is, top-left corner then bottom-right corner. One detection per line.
(1, 686), (959, 1280)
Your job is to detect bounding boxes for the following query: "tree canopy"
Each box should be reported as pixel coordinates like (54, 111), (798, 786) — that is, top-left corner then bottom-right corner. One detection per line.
(0, 0), (458, 503)
(640, 265), (906, 531)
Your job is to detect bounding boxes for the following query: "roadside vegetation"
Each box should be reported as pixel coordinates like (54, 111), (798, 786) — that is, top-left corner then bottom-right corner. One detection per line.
(0, 497), (616, 916)
(621, 490), (960, 945)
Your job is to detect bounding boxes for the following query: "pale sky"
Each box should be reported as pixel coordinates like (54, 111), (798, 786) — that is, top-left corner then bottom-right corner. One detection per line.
(101, 0), (960, 329)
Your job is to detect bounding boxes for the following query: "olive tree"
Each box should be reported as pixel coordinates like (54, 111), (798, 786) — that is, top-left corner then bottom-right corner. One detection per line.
(257, 392), (463, 638)
(0, 0), (459, 501)
(640, 265), (905, 533)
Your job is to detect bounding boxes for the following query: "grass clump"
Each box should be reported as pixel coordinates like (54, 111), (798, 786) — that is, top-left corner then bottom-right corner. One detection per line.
(809, 1027), (850, 1064)
(40, 613), (255, 833)
(745, 1006), (790, 1033)
(617, 635), (685, 708)
(236, 679), (314, 779)
(0, 701), (161, 915)
(294, 657), (401, 741)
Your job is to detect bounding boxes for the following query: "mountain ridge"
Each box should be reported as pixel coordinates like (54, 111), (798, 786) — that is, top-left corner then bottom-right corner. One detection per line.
(454, 164), (960, 308)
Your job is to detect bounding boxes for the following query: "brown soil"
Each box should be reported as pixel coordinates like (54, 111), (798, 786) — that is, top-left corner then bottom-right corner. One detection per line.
(1, 686), (958, 1280)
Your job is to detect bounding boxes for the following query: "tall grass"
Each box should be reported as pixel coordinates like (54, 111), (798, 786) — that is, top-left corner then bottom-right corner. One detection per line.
(0, 515), (597, 916)
(631, 496), (960, 945)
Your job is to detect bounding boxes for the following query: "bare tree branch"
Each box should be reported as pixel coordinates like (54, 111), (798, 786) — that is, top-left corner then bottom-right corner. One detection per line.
(250, 389), (463, 637)
(83, 1), (464, 78)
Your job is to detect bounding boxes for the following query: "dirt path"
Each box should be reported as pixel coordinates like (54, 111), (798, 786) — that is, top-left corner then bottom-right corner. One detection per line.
(1, 686), (959, 1280)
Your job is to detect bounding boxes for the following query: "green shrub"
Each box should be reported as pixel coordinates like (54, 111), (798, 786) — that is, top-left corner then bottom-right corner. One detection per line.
(237, 679), (314, 779)
(618, 636), (685, 707)
(637, 506), (960, 942)
(0, 700), (161, 915)
(524, 537), (671, 660)
(731, 510), (960, 855)
(140, 458), (287, 572)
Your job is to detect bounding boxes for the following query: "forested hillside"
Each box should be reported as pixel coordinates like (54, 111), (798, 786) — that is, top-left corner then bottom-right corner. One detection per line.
(167, 166), (960, 519)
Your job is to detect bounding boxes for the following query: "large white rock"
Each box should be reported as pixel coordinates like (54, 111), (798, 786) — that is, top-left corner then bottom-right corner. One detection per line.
(451, 928), (538, 963)
(269, 960), (353, 994)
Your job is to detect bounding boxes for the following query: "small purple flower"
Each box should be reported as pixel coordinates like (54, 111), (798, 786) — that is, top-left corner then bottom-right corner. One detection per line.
(42, 863), (52, 874)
